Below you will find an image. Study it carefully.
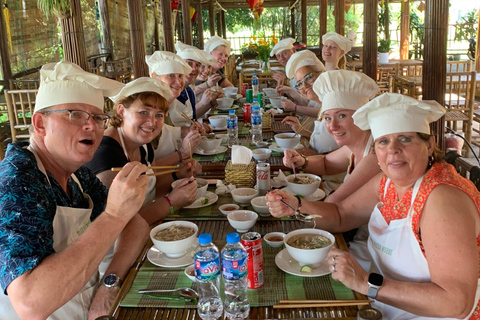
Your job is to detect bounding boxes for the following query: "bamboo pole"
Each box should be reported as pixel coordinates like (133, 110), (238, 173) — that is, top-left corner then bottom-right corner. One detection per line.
(98, 0), (112, 57)
(181, 0), (192, 45)
(127, 0), (149, 77)
(290, 7), (295, 39)
(301, 0), (306, 44)
(423, 0), (448, 151)
(197, 1), (204, 49)
(0, 3), (12, 82)
(319, 0), (327, 45)
(160, 0), (175, 52)
(216, 11), (222, 37)
(209, 0), (215, 36)
(335, 0), (345, 36)
(476, 9), (480, 73)
(400, 0), (410, 60)
(59, 0), (88, 71)
(221, 11), (226, 39)
(362, 0), (377, 80)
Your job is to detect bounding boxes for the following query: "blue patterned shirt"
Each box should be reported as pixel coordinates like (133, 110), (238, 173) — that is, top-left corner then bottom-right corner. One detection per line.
(0, 142), (108, 293)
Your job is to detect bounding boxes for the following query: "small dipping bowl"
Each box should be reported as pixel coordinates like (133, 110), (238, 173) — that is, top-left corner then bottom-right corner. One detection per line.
(252, 148), (272, 161)
(250, 196), (270, 216)
(264, 232), (286, 248)
(219, 203), (240, 215)
(227, 210), (258, 233)
(184, 264), (195, 281)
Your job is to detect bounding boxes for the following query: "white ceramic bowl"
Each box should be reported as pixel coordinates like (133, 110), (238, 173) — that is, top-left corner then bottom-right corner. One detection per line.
(254, 141), (269, 148)
(216, 133), (228, 144)
(209, 115), (228, 128)
(225, 93), (237, 99)
(216, 98), (235, 109)
(252, 148), (272, 161)
(263, 88), (277, 98)
(286, 173), (321, 197)
(274, 132), (301, 150)
(227, 210), (258, 233)
(172, 177), (208, 198)
(150, 221), (199, 258)
(198, 136), (222, 152)
(219, 203), (240, 215)
(222, 87), (238, 95)
(231, 188), (259, 204)
(184, 264), (195, 281)
(284, 228), (335, 268)
(269, 97), (283, 108)
(250, 196), (270, 216)
(264, 232), (286, 247)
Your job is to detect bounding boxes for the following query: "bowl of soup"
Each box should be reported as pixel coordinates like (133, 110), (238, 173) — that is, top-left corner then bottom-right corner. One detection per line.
(264, 232), (286, 248)
(252, 148), (272, 161)
(227, 210), (258, 233)
(208, 115), (228, 128)
(284, 228), (335, 268)
(269, 97), (284, 108)
(222, 87), (238, 95)
(216, 98), (235, 109)
(274, 132), (301, 151)
(231, 188), (259, 204)
(250, 196), (270, 216)
(219, 203), (240, 215)
(150, 221), (199, 258)
(198, 136), (222, 153)
(286, 173), (321, 197)
(262, 88), (277, 98)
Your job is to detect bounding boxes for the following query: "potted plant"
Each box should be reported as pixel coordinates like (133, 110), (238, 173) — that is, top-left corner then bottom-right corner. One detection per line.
(378, 39), (391, 64)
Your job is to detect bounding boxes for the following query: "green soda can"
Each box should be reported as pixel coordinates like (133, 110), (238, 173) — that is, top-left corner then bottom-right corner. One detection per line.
(257, 93), (264, 108)
(246, 89), (253, 103)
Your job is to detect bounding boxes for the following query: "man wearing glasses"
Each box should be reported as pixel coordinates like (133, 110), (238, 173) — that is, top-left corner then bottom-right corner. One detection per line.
(0, 61), (150, 319)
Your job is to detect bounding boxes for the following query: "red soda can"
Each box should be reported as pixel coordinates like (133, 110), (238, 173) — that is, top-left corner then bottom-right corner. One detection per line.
(241, 232), (264, 289)
(243, 103), (251, 124)
(242, 83), (249, 97)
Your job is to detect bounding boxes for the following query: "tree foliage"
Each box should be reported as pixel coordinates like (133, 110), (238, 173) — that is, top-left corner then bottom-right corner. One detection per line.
(454, 9), (478, 41)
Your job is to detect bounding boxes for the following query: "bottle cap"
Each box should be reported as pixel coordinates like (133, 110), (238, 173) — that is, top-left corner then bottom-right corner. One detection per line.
(226, 233), (240, 243)
(198, 233), (212, 244)
(229, 110), (235, 114)
(252, 73), (257, 77)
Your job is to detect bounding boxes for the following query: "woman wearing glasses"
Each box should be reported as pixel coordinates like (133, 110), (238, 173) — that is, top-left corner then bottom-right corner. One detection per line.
(321, 32), (354, 70)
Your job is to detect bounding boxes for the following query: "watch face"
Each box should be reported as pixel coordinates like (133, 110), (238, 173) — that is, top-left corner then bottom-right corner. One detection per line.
(104, 274), (118, 286)
(368, 273), (384, 286)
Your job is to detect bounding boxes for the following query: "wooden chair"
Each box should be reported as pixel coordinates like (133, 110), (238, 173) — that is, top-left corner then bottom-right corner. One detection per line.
(9, 79), (40, 90)
(444, 71), (476, 156)
(445, 150), (480, 191)
(4, 89), (38, 142)
(446, 60), (473, 73)
(391, 75), (416, 98)
(376, 66), (397, 95)
(225, 55), (238, 86)
(397, 62), (422, 77)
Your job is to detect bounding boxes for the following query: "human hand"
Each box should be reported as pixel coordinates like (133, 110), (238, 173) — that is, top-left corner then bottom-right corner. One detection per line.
(276, 85), (296, 97)
(283, 149), (303, 168)
(180, 130), (201, 158)
(169, 177), (198, 208)
(207, 73), (222, 87)
(281, 99), (296, 112)
(326, 248), (368, 294)
(281, 116), (301, 131)
(265, 189), (298, 218)
(177, 159), (202, 178)
(105, 162), (148, 222)
(87, 285), (120, 320)
(200, 89), (214, 105)
(272, 71), (286, 86)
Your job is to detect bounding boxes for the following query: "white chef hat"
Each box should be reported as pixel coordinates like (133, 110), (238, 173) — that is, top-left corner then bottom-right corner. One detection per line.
(270, 38), (295, 57)
(313, 70), (379, 115)
(109, 77), (173, 104)
(175, 41), (211, 66)
(204, 35), (231, 53)
(285, 50), (326, 79)
(352, 93), (446, 140)
(145, 51), (192, 76)
(35, 61), (124, 113)
(322, 32), (354, 53)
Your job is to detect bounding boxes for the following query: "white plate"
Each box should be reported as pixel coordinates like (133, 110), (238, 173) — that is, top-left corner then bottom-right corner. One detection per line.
(268, 143), (303, 153)
(184, 191), (219, 209)
(281, 187), (326, 201)
(275, 248), (330, 277)
(216, 105), (239, 111)
(194, 145), (228, 155)
(147, 244), (196, 268)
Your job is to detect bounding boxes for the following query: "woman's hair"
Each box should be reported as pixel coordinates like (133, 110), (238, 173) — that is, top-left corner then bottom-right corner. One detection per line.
(109, 92), (169, 128)
(417, 133), (444, 165)
(212, 44), (228, 54)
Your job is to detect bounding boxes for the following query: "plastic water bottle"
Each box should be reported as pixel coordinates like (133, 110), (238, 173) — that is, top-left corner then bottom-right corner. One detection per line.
(250, 104), (262, 144)
(221, 233), (250, 320)
(227, 110), (238, 148)
(194, 233), (223, 320)
(251, 73), (259, 97)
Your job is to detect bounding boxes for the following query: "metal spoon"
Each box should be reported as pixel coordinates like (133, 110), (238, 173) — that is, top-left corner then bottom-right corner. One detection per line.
(280, 199), (319, 223)
(138, 287), (199, 299)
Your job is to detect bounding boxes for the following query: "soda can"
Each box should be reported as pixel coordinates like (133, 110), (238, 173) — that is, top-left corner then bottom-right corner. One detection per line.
(242, 83), (249, 97)
(256, 162), (270, 196)
(246, 89), (253, 103)
(241, 232), (264, 289)
(257, 93), (264, 108)
(243, 103), (251, 124)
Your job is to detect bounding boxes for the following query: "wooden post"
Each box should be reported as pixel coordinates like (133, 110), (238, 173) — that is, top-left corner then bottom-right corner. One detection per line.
(423, 0), (448, 151)
(161, 0), (175, 52)
(127, 0), (149, 77)
(181, 0), (192, 44)
(384, 0), (390, 42)
(59, 0), (88, 70)
(291, 7), (295, 39)
(98, 0), (112, 56)
(476, 9), (480, 73)
(0, 3), (12, 82)
(216, 11), (222, 37)
(362, 0), (377, 81)
(176, 10), (183, 42)
(209, 0), (215, 36)
(221, 10), (226, 39)
(301, 0), (306, 44)
(319, 0), (327, 44)
(153, 1), (160, 51)
(335, 0), (345, 36)
(400, 0), (410, 60)
(197, 1), (204, 49)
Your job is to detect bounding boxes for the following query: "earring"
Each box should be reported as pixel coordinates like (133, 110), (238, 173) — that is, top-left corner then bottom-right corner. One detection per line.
(428, 155), (433, 167)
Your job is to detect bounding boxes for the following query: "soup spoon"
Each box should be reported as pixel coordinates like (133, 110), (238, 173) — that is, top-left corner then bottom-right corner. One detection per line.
(138, 287), (199, 299)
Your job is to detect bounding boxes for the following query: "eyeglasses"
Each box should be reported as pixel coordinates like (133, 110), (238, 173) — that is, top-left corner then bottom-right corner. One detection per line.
(43, 110), (110, 129)
(295, 72), (321, 91)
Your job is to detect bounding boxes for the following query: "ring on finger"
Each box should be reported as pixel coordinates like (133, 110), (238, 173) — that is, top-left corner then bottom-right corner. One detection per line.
(332, 255), (336, 263)
(332, 264), (336, 272)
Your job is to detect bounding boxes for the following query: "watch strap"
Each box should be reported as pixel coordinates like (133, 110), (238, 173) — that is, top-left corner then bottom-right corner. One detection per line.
(367, 273), (384, 299)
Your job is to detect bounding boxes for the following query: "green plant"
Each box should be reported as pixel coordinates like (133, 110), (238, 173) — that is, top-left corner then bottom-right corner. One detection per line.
(241, 36), (277, 62)
(37, 0), (71, 18)
(378, 39), (391, 53)
(454, 9), (478, 41)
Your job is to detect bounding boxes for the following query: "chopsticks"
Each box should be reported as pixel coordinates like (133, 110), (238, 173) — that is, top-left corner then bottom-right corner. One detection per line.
(273, 299), (373, 309)
(181, 112), (206, 135)
(293, 117), (314, 137)
(111, 166), (180, 177)
(189, 142), (193, 177)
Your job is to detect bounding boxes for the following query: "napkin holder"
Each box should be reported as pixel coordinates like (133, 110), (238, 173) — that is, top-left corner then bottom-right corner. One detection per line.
(262, 112), (272, 130)
(225, 160), (256, 188)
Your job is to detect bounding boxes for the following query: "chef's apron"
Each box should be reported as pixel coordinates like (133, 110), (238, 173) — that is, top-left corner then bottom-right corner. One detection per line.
(168, 99), (193, 127)
(154, 124), (182, 160)
(368, 176), (480, 319)
(345, 135), (374, 271)
(0, 147), (98, 320)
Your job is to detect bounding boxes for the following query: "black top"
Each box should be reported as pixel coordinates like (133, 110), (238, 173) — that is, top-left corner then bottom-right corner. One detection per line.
(86, 136), (154, 175)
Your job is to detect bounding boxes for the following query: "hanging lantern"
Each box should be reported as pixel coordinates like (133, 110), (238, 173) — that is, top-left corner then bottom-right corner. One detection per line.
(192, 12), (198, 22)
(253, 10), (259, 20)
(171, 0), (179, 11)
(246, 0), (258, 10)
(189, 6), (195, 19)
(257, 6), (264, 17)
(417, 1), (425, 12)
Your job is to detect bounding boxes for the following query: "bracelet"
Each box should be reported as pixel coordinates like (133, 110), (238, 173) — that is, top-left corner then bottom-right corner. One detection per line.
(164, 195), (174, 215)
(294, 104), (298, 113)
(294, 195), (302, 212)
(176, 149), (183, 163)
(205, 81), (210, 88)
(300, 154), (309, 170)
(171, 171), (179, 181)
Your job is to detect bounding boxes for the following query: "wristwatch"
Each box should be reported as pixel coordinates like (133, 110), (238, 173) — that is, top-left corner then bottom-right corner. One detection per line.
(103, 274), (122, 288)
(367, 273), (384, 299)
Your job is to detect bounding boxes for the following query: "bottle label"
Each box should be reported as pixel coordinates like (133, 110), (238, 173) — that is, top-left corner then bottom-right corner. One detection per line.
(227, 118), (237, 129)
(195, 256), (221, 281)
(222, 255), (247, 280)
(252, 115), (262, 126)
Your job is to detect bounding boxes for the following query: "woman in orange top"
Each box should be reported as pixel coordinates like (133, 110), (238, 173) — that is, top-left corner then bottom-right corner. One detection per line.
(266, 93), (480, 319)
